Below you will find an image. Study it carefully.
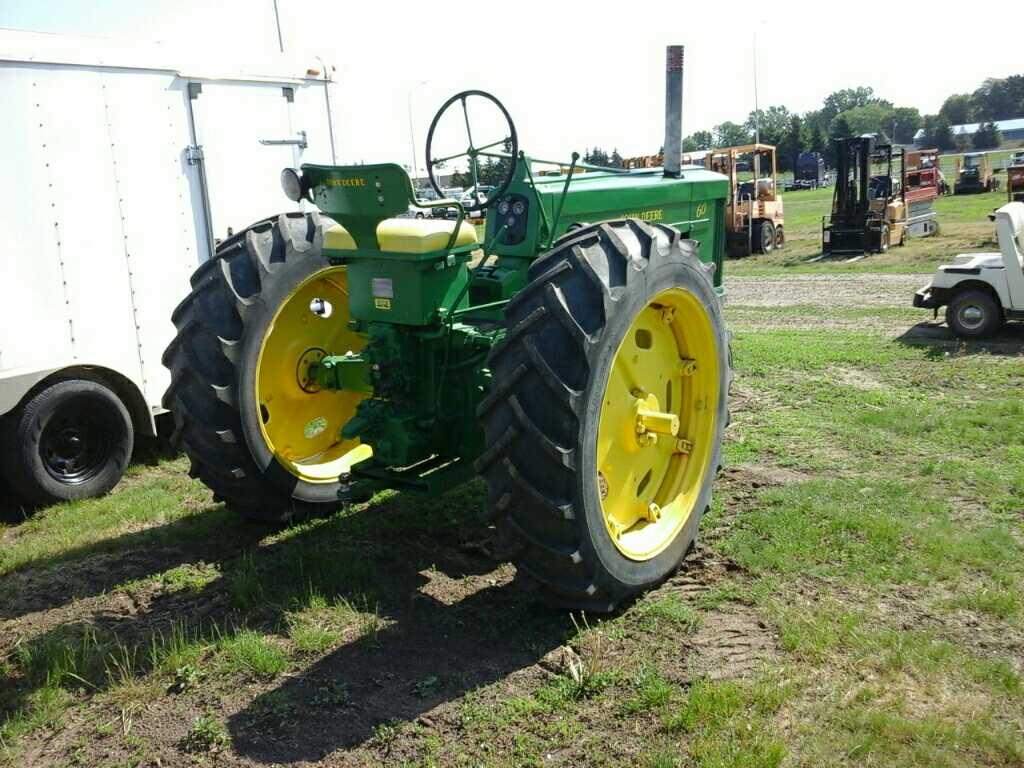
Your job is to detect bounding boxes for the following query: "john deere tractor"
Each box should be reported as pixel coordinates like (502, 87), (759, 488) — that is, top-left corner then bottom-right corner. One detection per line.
(163, 48), (731, 610)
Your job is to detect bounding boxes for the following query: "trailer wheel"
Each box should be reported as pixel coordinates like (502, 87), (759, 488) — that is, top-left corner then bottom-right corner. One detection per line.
(774, 226), (785, 249)
(478, 220), (730, 611)
(162, 212), (369, 523)
(753, 220), (775, 254)
(0, 379), (133, 506)
(946, 289), (1003, 338)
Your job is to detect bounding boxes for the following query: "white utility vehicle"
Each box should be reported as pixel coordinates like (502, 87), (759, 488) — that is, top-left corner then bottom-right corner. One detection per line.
(0, 29), (337, 505)
(913, 202), (1024, 337)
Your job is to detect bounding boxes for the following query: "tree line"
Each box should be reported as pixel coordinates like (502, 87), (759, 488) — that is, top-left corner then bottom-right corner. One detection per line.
(585, 74), (1024, 172)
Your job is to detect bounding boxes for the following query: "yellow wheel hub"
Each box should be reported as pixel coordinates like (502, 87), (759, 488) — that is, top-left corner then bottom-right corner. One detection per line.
(596, 288), (719, 561)
(255, 267), (371, 483)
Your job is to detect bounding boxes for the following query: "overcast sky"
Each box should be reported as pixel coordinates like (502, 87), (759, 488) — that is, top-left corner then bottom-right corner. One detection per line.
(3, 0), (1022, 165)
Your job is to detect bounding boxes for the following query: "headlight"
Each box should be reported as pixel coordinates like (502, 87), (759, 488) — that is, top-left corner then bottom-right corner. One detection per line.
(281, 168), (305, 201)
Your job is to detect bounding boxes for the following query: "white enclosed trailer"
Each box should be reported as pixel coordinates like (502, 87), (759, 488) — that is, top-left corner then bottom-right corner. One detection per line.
(0, 29), (338, 505)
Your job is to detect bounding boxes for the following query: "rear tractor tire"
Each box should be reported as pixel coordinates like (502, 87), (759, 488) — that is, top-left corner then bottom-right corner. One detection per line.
(162, 212), (370, 523)
(477, 220), (730, 611)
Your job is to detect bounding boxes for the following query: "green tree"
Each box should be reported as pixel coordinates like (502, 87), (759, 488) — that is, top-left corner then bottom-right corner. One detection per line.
(828, 114), (853, 166)
(808, 122), (827, 156)
(834, 103), (895, 138)
(584, 146), (610, 166)
(891, 107), (922, 144)
(780, 114), (806, 172)
(681, 130), (713, 152)
(970, 75), (1024, 121)
(744, 105), (791, 146)
(820, 87), (884, 125)
(610, 148), (624, 168)
(932, 117), (956, 151)
(939, 93), (973, 125)
(713, 121), (751, 148)
(973, 121), (1002, 150)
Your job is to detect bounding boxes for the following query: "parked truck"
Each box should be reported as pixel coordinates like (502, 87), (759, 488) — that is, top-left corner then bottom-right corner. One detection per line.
(0, 29), (338, 506)
(785, 151), (828, 191)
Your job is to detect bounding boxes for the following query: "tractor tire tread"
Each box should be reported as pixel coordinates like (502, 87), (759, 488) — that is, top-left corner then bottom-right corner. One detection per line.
(163, 211), (329, 523)
(479, 218), (727, 611)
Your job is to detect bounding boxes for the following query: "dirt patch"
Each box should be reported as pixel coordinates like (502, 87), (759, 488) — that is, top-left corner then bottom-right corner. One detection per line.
(725, 273), (928, 309)
(830, 366), (886, 391)
(689, 607), (780, 681)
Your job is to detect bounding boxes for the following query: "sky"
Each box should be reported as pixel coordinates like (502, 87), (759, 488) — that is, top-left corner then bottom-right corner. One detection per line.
(3, 0), (1022, 167)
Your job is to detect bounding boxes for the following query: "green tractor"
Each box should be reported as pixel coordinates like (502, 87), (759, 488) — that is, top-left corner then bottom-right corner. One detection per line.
(163, 48), (732, 610)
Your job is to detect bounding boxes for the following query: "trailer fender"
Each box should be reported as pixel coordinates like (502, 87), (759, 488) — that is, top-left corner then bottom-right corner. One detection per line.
(0, 365), (154, 437)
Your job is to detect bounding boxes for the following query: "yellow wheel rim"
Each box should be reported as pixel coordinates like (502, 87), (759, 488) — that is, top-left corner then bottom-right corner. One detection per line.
(596, 288), (719, 561)
(255, 267), (371, 483)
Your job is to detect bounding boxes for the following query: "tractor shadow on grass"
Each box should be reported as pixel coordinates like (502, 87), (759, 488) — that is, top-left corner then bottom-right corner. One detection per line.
(1, 481), (573, 761)
(0, 494), (267, 621)
(227, 578), (569, 764)
(895, 321), (1024, 357)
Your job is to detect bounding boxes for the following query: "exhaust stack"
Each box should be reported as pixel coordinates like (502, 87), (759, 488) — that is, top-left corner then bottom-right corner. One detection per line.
(663, 45), (684, 178)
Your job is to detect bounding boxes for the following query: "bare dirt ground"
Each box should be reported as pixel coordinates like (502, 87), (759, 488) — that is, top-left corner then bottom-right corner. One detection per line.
(725, 272), (929, 308)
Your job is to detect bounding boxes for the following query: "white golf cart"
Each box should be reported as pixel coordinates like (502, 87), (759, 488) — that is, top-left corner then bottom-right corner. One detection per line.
(913, 202), (1024, 338)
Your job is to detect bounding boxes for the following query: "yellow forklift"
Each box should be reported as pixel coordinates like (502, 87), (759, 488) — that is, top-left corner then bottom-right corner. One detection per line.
(704, 144), (785, 256)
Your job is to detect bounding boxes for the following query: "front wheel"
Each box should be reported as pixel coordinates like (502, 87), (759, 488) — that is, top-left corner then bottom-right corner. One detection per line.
(477, 220), (730, 611)
(752, 219), (775, 254)
(946, 289), (1003, 338)
(0, 379), (133, 506)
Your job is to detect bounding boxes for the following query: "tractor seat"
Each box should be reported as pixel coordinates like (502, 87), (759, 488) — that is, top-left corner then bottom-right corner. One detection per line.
(324, 218), (478, 255)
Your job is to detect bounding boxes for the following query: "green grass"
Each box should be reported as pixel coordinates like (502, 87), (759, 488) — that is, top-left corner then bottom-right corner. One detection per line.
(726, 179), (1009, 277)
(218, 631), (290, 679)
(661, 678), (789, 768)
(2, 213), (1023, 766)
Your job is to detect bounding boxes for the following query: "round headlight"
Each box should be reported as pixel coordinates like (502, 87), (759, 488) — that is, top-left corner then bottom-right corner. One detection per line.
(280, 168), (305, 202)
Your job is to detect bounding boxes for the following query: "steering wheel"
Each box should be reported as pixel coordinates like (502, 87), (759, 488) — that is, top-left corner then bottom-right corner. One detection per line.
(424, 90), (519, 213)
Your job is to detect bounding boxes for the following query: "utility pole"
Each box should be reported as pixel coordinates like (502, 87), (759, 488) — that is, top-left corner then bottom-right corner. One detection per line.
(407, 81), (428, 188)
(272, 0), (284, 53)
(752, 27), (760, 145)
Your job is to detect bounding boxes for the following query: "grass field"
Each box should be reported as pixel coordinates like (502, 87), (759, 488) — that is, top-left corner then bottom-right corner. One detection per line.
(729, 183), (1010, 277)
(1, 195), (1023, 766)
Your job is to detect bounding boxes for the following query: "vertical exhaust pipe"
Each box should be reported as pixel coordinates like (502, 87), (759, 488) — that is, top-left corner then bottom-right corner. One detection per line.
(663, 45), (684, 178)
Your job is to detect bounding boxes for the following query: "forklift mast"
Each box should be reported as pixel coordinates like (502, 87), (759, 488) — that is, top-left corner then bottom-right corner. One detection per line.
(833, 136), (873, 226)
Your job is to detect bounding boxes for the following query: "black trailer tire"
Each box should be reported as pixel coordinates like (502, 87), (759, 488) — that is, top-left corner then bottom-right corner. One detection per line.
(0, 379), (133, 506)
(946, 289), (1004, 338)
(752, 220), (775, 254)
(163, 212), (362, 524)
(775, 226), (785, 249)
(477, 220), (730, 611)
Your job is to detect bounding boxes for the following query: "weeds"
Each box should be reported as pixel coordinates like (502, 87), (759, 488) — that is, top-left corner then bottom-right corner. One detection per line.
(182, 715), (229, 754)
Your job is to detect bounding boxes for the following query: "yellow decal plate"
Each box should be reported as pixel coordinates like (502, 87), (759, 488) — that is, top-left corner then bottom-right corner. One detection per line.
(622, 209), (664, 222)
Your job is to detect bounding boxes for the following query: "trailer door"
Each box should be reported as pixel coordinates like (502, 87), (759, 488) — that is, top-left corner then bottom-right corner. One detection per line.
(188, 81), (308, 243)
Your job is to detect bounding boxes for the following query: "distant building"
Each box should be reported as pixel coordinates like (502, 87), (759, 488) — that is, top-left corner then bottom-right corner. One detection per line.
(913, 117), (1024, 145)
(411, 171), (458, 190)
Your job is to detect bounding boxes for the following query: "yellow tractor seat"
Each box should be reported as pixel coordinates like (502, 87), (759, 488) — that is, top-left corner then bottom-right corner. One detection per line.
(324, 218), (478, 255)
